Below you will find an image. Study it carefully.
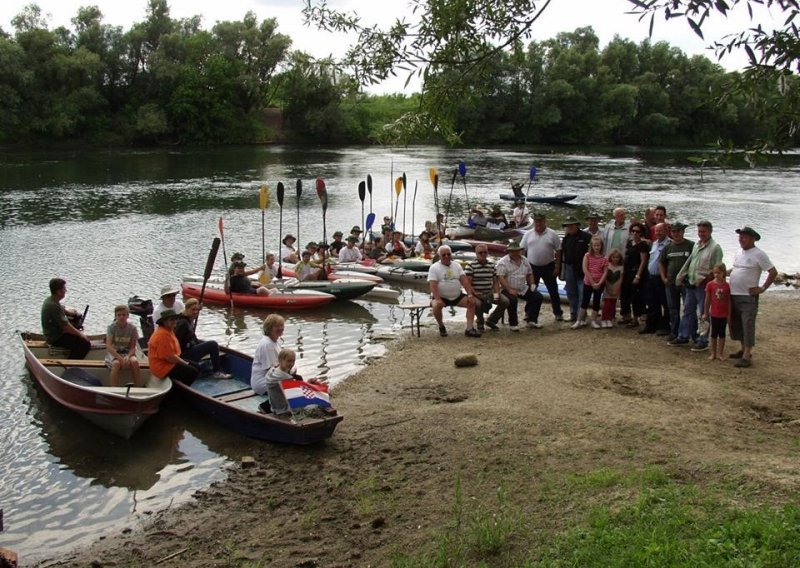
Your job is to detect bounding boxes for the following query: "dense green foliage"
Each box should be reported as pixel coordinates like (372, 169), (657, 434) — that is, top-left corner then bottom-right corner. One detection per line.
(2, 0), (796, 148)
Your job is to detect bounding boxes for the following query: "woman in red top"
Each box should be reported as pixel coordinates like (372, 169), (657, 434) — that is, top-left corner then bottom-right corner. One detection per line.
(702, 262), (732, 361)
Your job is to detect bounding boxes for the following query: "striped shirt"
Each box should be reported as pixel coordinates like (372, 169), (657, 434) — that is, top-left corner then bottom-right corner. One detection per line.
(465, 259), (496, 294)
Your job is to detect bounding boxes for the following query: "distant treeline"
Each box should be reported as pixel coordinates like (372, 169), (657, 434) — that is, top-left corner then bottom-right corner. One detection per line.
(0, 1), (792, 147)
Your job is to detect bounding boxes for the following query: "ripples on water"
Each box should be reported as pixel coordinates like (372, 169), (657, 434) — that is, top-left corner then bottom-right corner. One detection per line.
(1, 145), (799, 560)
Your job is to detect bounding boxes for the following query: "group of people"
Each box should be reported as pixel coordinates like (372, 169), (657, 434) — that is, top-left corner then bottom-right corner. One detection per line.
(427, 206), (777, 368)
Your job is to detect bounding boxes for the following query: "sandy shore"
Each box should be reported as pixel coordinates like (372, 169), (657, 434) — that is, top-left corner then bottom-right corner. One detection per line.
(36, 291), (800, 567)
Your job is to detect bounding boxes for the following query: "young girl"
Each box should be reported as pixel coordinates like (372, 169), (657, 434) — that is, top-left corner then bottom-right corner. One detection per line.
(574, 236), (609, 329)
(105, 305), (142, 387)
(602, 249), (624, 328)
(266, 348), (296, 418)
(702, 262), (731, 361)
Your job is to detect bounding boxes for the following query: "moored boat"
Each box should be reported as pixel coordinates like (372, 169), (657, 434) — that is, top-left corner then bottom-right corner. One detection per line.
(19, 332), (171, 439)
(181, 283), (335, 309)
(498, 193), (577, 204)
(173, 346), (343, 444)
(182, 276), (376, 302)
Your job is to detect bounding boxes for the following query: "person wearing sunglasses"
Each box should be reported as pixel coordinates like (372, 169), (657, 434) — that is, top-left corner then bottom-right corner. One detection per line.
(427, 245), (482, 337)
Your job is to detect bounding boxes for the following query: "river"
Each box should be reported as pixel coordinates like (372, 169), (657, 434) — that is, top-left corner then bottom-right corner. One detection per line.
(1, 145), (798, 560)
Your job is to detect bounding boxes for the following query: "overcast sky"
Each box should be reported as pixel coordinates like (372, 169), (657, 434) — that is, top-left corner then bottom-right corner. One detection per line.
(1, 0), (772, 93)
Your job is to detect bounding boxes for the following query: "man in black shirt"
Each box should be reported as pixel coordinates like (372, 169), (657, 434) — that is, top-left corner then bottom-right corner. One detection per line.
(560, 216), (591, 322)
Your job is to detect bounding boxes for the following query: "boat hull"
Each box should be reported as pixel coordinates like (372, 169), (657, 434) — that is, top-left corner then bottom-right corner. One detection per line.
(181, 284), (334, 309)
(498, 193), (577, 204)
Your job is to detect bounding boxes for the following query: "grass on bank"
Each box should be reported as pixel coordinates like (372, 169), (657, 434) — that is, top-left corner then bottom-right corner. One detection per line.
(390, 467), (800, 567)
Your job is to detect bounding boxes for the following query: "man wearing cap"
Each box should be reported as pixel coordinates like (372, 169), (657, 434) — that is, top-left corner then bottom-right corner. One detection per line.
(468, 208), (487, 228)
(41, 277), (91, 359)
(152, 285), (185, 330)
(349, 225), (364, 245)
(330, 231), (345, 256)
(428, 245), (482, 337)
(640, 222), (671, 335)
(228, 252), (245, 274)
(281, 234), (298, 263)
(225, 260), (272, 295)
(728, 226), (777, 368)
(602, 208), (630, 259)
(385, 230), (409, 258)
(338, 235), (363, 263)
(585, 212), (604, 242)
(559, 216), (591, 322)
(485, 206), (508, 230)
(495, 239), (544, 330)
(465, 243), (509, 332)
(672, 220), (723, 350)
(148, 308), (199, 385)
(659, 222), (694, 340)
(520, 212), (564, 321)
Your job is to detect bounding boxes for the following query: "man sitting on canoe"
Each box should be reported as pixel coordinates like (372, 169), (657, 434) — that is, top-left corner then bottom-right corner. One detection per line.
(485, 205), (508, 230)
(148, 309), (199, 385)
(41, 277), (91, 359)
(152, 286), (185, 331)
(174, 299), (232, 379)
(511, 200), (529, 228)
(295, 250), (326, 281)
(511, 181), (526, 199)
(329, 231), (345, 257)
(338, 235), (363, 263)
(281, 234), (299, 263)
(225, 261), (272, 295)
(414, 230), (435, 259)
(385, 230), (409, 259)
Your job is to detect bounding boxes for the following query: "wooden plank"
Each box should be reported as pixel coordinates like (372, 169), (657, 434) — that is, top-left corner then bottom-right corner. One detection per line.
(40, 358), (150, 369)
(217, 389), (256, 403)
(86, 386), (164, 396)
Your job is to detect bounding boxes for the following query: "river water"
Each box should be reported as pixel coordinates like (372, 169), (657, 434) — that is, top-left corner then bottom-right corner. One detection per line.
(1, 145), (798, 560)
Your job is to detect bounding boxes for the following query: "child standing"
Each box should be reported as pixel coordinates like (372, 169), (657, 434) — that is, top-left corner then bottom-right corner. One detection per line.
(601, 249), (624, 328)
(702, 262), (731, 361)
(573, 236), (609, 329)
(266, 348), (296, 418)
(105, 305), (142, 387)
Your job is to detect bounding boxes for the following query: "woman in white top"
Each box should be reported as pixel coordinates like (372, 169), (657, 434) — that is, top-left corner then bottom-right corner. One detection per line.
(250, 314), (285, 395)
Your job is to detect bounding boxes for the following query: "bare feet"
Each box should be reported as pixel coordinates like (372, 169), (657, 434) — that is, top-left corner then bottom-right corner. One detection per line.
(707, 354), (717, 361)
(718, 355), (727, 361)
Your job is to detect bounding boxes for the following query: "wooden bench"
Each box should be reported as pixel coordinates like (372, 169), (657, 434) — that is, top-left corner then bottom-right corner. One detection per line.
(399, 302), (430, 337)
(216, 389), (256, 403)
(40, 358), (150, 369)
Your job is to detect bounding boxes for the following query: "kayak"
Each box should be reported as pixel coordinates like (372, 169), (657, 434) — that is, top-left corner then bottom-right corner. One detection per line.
(376, 265), (430, 283)
(462, 239), (509, 255)
(279, 266), (384, 284)
(498, 193), (577, 204)
(181, 283), (334, 309)
(183, 277), (376, 302)
(448, 217), (534, 239)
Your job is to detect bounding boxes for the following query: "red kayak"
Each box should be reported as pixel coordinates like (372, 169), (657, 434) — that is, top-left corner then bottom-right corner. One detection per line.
(181, 284), (334, 310)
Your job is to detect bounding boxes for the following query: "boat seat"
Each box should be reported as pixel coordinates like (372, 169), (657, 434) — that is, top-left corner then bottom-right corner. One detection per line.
(41, 358), (150, 369)
(216, 389), (256, 403)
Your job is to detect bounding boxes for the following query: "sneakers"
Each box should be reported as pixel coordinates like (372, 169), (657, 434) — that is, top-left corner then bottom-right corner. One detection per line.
(734, 358), (752, 368)
(509, 325), (520, 332)
(690, 343), (709, 352)
(464, 328), (482, 338)
(485, 320), (499, 331)
(601, 320), (612, 328)
(526, 321), (542, 329)
(439, 325), (448, 337)
(590, 320), (601, 329)
(668, 337), (689, 346)
(570, 320), (586, 330)
(212, 371), (233, 380)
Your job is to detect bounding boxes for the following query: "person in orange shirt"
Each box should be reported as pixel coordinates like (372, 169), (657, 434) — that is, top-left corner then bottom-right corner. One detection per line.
(147, 309), (199, 385)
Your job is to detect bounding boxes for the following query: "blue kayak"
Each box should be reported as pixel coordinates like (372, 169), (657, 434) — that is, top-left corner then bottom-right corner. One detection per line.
(499, 193), (577, 204)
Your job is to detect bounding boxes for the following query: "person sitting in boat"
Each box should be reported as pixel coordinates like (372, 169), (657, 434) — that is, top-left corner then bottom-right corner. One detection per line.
(349, 225), (364, 245)
(251, 314), (285, 396)
(152, 286), (185, 330)
(105, 304), (142, 387)
(265, 348), (296, 419)
(385, 230), (409, 259)
(295, 250), (325, 281)
(173, 299), (232, 380)
(381, 216), (394, 233)
(225, 261), (272, 295)
(485, 206), (508, 230)
(511, 181), (525, 199)
(364, 239), (387, 262)
(41, 278), (91, 359)
(414, 230), (435, 259)
(510, 200), (529, 228)
(338, 235), (363, 263)
(468, 208), (488, 228)
(329, 231), (345, 257)
(281, 234), (299, 263)
(148, 309), (199, 385)
(261, 253), (278, 282)
(228, 251), (245, 274)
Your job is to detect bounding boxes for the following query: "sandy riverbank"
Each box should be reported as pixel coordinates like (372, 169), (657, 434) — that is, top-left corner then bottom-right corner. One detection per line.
(37, 291), (800, 567)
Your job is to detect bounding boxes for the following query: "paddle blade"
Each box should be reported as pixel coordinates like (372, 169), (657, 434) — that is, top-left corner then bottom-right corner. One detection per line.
(204, 238), (221, 280)
(315, 178), (328, 211)
(366, 174), (373, 195)
(458, 161), (467, 177)
(277, 181), (285, 207)
(450, 168), (458, 185)
(258, 271), (269, 285)
(402, 172), (407, 190)
(218, 216), (224, 238)
(296, 178), (302, 198)
(315, 177), (326, 193)
(429, 168), (437, 186)
(358, 180), (366, 202)
(394, 176), (403, 196)
(259, 184), (270, 210)
(530, 166), (538, 180)
(366, 212), (376, 231)
(434, 173), (439, 189)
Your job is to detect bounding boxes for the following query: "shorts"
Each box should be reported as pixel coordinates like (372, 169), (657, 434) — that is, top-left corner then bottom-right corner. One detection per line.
(104, 350), (130, 367)
(729, 295), (758, 347)
(710, 316), (727, 338)
(440, 293), (467, 307)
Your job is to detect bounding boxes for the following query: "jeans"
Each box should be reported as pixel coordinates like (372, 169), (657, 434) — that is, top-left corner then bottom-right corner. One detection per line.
(167, 361), (200, 385)
(644, 275), (670, 331)
(679, 286), (706, 344)
(563, 264), (584, 321)
(502, 289), (543, 327)
(530, 262), (563, 317)
(475, 292), (510, 327)
(51, 333), (91, 359)
(664, 284), (685, 337)
(182, 340), (222, 372)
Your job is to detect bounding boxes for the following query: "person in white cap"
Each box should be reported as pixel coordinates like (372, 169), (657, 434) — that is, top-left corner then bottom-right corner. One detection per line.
(152, 285), (184, 330)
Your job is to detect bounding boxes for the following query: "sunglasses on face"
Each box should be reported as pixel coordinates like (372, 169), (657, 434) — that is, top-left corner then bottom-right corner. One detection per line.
(630, 229), (641, 233)
(440, 253), (452, 257)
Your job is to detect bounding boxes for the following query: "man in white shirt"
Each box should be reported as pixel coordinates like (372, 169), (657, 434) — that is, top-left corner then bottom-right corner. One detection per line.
(727, 226), (777, 368)
(519, 212), (563, 321)
(338, 236), (363, 263)
(495, 240), (544, 330)
(427, 245), (481, 337)
(152, 285), (185, 331)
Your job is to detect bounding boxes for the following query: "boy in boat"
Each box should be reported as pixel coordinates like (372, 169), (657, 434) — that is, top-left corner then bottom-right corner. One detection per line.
(265, 348), (296, 419)
(41, 277), (91, 359)
(105, 304), (142, 387)
(295, 250), (326, 281)
(225, 261), (271, 295)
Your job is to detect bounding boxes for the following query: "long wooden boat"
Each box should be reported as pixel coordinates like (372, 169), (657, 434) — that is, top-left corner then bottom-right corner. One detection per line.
(173, 346), (343, 445)
(19, 332), (171, 439)
(498, 193), (577, 204)
(181, 283), (335, 309)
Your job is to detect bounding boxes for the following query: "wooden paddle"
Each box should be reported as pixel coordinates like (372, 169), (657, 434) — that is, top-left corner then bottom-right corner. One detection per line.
(277, 181), (285, 278)
(429, 167), (441, 239)
(393, 176), (402, 228)
(258, 184), (270, 284)
(295, 178), (303, 244)
(217, 217), (233, 309)
(195, 237), (221, 329)
(366, 174), (373, 214)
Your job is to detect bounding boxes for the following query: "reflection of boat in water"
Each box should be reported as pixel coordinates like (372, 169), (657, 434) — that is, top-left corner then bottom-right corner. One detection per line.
(23, 377), (185, 491)
(20, 332), (171, 439)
